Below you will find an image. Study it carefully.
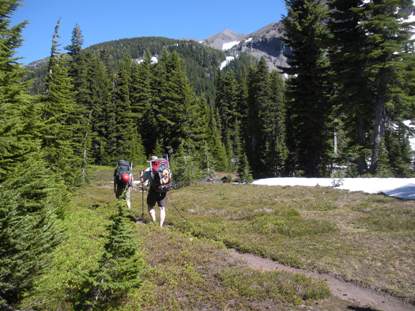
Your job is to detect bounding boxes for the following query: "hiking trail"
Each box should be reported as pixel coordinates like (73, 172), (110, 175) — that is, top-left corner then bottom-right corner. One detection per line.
(229, 249), (415, 311)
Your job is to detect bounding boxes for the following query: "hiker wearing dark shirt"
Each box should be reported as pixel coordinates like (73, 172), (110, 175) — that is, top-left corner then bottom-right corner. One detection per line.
(114, 160), (133, 209)
(140, 155), (171, 227)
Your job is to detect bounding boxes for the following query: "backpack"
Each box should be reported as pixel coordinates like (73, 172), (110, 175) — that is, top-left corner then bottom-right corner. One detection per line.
(115, 160), (132, 186)
(150, 158), (172, 192)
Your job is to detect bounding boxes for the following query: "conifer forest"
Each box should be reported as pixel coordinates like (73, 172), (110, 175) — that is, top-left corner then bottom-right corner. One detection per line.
(1, 0), (415, 310)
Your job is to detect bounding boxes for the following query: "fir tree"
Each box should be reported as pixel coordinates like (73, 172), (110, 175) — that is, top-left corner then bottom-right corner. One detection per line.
(215, 71), (240, 141)
(247, 58), (276, 177)
(363, 0), (415, 173)
(283, 0), (331, 177)
(130, 52), (153, 156)
(0, 0), (35, 182)
(206, 106), (228, 171)
(269, 70), (288, 176)
(40, 22), (84, 186)
(65, 24), (91, 182)
(328, 0), (373, 174)
(329, 0), (415, 175)
(384, 124), (413, 177)
(0, 157), (66, 310)
(170, 141), (202, 186)
(87, 54), (113, 164)
(157, 51), (190, 150)
(110, 57), (145, 164)
(70, 200), (145, 310)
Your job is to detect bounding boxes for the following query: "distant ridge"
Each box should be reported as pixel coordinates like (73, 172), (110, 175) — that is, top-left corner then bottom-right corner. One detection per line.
(204, 29), (245, 50)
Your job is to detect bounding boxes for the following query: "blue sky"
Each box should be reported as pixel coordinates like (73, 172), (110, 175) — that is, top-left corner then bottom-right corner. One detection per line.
(12, 0), (287, 64)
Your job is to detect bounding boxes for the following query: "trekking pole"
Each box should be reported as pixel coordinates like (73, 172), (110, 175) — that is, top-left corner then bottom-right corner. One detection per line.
(141, 185), (144, 219)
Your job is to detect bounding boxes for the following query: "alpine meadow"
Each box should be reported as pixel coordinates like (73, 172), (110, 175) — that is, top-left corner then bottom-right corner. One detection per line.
(1, 0), (415, 310)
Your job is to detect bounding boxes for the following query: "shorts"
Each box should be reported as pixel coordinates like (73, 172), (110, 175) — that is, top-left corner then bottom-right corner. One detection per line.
(115, 184), (128, 199)
(147, 189), (167, 208)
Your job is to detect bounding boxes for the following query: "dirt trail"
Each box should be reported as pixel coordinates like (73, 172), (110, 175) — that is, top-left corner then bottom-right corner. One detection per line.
(229, 250), (415, 311)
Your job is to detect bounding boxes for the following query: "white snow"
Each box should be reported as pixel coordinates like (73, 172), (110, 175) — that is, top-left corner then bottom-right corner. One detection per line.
(403, 120), (415, 151)
(219, 56), (235, 70)
(245, 37), (253, 43)
(408, 13), (415, 40)
(150, 56), (158, 64)
(222, 41), (240, 51)
(252, 178), (415, 200)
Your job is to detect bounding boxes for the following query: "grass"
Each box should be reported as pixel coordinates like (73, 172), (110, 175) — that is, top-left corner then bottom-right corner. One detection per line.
(167, 183), (415, 302)
(22, 166), (345, 310)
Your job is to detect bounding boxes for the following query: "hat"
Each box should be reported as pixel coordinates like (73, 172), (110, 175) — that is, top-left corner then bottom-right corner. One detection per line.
(148, 155), (158, 162)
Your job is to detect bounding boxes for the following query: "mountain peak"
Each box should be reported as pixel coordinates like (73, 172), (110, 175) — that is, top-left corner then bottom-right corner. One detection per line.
(204, 29), (245, 50)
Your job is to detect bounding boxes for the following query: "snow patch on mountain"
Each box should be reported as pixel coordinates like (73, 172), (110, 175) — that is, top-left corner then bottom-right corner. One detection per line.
(222, 41), (240, 51)
(220, 56), (235, 70)
(151, 56), (158, 64)
(252, 178), (415, 200)
(403, 120), (415, 151)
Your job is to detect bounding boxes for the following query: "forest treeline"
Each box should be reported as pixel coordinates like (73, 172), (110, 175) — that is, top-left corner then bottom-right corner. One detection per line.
(1, 0), (415, 309)
(24, 0), (415, 182)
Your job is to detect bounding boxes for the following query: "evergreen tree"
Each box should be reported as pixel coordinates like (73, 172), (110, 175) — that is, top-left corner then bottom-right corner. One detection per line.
(155, 52), (203, 153)
(110, 57), (145, 164)
(158, 51), (189, 150)
(0, 3), (66, 308)
(384, 124), (413, 176)
(0, 159), (65, 310)
(70, 200), (145, 310)
(246, 58), (276, 177)
(215, 71), (239, 141)
(363, 0), (414, 173)
(237, 73), (249, 151)
(328, 0), (373, 174)
(206, 106), (228, 171)
(283, 0), (331, 176)
(237, 152), (253, 183)
(170, 141), (202, 186)
(65, 24), (91, 182)
(329, 0), (415, 175)
(130, 52), (154, 156)
(269, 70), (288, 176)
(87, 54), (113, 164)
(0, 0), (36, 182)
(40, 21), (84, 185)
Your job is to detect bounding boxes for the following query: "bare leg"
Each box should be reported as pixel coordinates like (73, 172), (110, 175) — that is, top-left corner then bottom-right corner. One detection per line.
(148, 206), (156, 223)
(126, 187), (131, 209)
(159, 206), (165, 227)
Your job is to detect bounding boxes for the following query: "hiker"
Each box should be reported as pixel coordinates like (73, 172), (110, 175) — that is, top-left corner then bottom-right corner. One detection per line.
(114, 160), (134, 209)
(140, 155), (172, 227)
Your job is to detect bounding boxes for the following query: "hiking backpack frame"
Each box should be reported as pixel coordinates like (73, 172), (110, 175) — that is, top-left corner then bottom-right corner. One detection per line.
(150, 156), (172, 192)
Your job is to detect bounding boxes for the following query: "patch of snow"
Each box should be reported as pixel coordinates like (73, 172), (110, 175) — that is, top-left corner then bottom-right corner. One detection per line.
(403, 120), (415, 151)
(198, 40), (204, 44)
(245, 37), (253, 43)
(409, 13), (415, 40)
(222, 41), (240, 51)
(133, 58), (144, 64)
(219, 56), (235, 70)
(151, 56), (158, 64)
(252, 178), (415, 200)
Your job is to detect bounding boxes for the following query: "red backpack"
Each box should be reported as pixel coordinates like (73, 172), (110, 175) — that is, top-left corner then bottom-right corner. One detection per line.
(150, 158), (172, 192)
(115, 160), (132, 186)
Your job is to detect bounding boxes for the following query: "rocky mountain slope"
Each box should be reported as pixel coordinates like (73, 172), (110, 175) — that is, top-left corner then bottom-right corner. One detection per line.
(202, 21), (290, 71)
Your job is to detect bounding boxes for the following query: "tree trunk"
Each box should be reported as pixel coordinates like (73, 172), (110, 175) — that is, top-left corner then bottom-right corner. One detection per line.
(370, 93), (386, 173)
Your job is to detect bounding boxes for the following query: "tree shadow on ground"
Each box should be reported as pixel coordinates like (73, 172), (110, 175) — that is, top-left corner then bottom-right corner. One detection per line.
(347, 306), (380, 311)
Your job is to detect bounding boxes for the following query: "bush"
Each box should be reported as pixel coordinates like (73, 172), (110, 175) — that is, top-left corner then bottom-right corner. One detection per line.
(68, 200), (145, 310)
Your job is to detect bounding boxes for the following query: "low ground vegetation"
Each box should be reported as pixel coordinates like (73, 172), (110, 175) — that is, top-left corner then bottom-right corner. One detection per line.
(22, 167), (415, 310)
